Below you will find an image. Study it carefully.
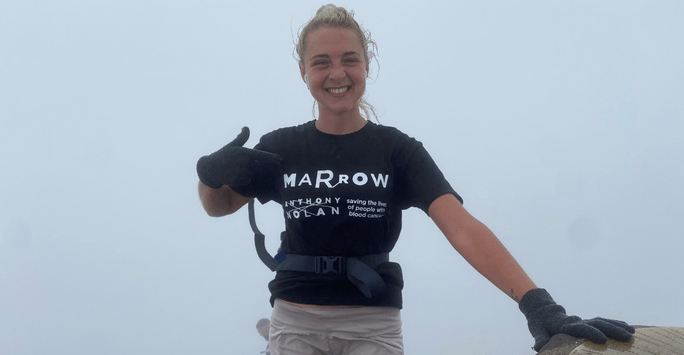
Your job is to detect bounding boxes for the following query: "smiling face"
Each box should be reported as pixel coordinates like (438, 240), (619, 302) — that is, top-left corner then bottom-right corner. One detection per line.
(300, 26), (369, 121)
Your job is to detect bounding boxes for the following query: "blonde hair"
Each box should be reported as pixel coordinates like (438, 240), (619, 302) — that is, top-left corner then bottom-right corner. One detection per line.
(295, 4), (379, 122)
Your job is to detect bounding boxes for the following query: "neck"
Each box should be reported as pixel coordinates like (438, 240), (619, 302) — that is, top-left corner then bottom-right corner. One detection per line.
(315, 107), (367, 135)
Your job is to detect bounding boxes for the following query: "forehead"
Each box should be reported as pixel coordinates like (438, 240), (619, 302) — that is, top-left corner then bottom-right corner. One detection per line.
(304, 27), (363, 60)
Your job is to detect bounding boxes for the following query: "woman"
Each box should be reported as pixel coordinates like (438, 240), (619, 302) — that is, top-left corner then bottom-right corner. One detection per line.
(197, 5), (634, 355)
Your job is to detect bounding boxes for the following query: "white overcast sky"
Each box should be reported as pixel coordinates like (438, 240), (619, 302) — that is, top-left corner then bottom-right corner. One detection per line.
(1, 1), (682, 354)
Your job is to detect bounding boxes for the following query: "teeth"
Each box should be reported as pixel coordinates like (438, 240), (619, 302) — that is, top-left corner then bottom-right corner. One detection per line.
(328, 87), (349, 94)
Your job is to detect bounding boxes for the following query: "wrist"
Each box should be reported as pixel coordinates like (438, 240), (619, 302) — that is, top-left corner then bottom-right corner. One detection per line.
(519, 288), (555, 317)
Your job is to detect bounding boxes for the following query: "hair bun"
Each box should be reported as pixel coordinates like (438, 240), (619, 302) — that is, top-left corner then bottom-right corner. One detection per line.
(316, 4), (338, 15)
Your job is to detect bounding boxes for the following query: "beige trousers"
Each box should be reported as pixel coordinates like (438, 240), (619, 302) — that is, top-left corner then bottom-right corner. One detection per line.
(268, 299), (404, 355)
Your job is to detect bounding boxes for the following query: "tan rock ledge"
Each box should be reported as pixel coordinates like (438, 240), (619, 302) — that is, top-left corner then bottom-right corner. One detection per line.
(538, 326), (684, 355)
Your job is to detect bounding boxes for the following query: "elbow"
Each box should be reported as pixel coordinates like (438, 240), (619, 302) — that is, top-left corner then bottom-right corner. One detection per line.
(203, 208), (222, 218)
(204, 206), (232, 217)
(198, 182), (233, 217)
(197, 182), (250, 217)
(200, 196), (234, 217)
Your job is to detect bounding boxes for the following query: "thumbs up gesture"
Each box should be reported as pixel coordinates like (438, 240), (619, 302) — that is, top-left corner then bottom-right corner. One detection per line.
(197, 127), (282, 191)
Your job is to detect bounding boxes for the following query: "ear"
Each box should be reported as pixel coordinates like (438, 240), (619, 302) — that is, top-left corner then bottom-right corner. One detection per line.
(299, 62), (307, 83)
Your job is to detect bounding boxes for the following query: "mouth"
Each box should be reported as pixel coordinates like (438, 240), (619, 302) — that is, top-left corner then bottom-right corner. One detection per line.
(326, 86), (351, 94)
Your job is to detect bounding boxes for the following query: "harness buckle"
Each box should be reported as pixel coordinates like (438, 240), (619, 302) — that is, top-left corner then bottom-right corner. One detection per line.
(315, 256), (346, 274)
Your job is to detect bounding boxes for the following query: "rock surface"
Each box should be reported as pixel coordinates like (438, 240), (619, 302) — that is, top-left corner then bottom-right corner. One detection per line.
(538, 326), (684, 355)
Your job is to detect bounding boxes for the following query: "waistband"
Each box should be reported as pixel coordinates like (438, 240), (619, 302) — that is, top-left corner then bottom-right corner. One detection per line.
(271, 298), (401, 335)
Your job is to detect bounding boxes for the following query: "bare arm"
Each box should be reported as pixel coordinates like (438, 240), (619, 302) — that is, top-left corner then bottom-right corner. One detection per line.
(198, 182), (252, 217)
(428, 193), (537, 302)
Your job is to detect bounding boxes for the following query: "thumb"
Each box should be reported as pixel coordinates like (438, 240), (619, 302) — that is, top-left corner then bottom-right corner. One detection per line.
(528, 323), (551, 352)
(228, 126), (250, 147)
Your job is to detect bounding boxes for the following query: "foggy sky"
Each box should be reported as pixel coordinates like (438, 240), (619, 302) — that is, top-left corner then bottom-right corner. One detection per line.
(1, 1), (682, 354)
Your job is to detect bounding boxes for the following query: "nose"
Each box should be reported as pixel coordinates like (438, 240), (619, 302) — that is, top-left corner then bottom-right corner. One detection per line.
(329, 65), (346, 81)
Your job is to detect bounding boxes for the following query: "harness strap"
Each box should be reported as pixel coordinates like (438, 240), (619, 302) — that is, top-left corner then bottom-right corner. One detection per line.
(275, 253), (389, 298)
(249, 200), (279, 271)
(249, 200), (389, 298)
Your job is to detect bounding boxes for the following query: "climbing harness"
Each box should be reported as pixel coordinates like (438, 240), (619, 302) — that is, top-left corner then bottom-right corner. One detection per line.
(249, 199), (281, 271)
(248, 199), (389, 298)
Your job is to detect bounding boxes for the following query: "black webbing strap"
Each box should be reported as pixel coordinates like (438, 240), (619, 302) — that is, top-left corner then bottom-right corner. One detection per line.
(276, 253), (389, 298)
(249, 199), (389, 298)
(249, 200), (279, 271)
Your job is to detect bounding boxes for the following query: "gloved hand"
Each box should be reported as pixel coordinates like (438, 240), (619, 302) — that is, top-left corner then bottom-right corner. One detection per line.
(519, 288), (635, 352)
(196, 127), (282, 191)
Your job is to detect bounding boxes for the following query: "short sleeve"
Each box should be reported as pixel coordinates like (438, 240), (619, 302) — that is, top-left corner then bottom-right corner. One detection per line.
(393, 135), (462, 213)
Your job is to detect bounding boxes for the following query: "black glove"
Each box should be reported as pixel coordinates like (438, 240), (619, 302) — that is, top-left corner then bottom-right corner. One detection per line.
(519, 288), (635, 352)
(196, 127), (282, 192)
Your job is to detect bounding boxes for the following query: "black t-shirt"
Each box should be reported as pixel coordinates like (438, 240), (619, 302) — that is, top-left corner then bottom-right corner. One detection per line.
(246, 120), (461, 308)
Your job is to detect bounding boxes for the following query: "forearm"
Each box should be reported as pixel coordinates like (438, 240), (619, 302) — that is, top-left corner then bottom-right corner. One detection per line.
(198, 182), (251, 217)
(453, 219), (536, 302)
(429, 194), (536, 302)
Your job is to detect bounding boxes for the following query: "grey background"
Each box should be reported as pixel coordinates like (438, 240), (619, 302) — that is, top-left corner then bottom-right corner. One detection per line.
(1, 1), (682, 354)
